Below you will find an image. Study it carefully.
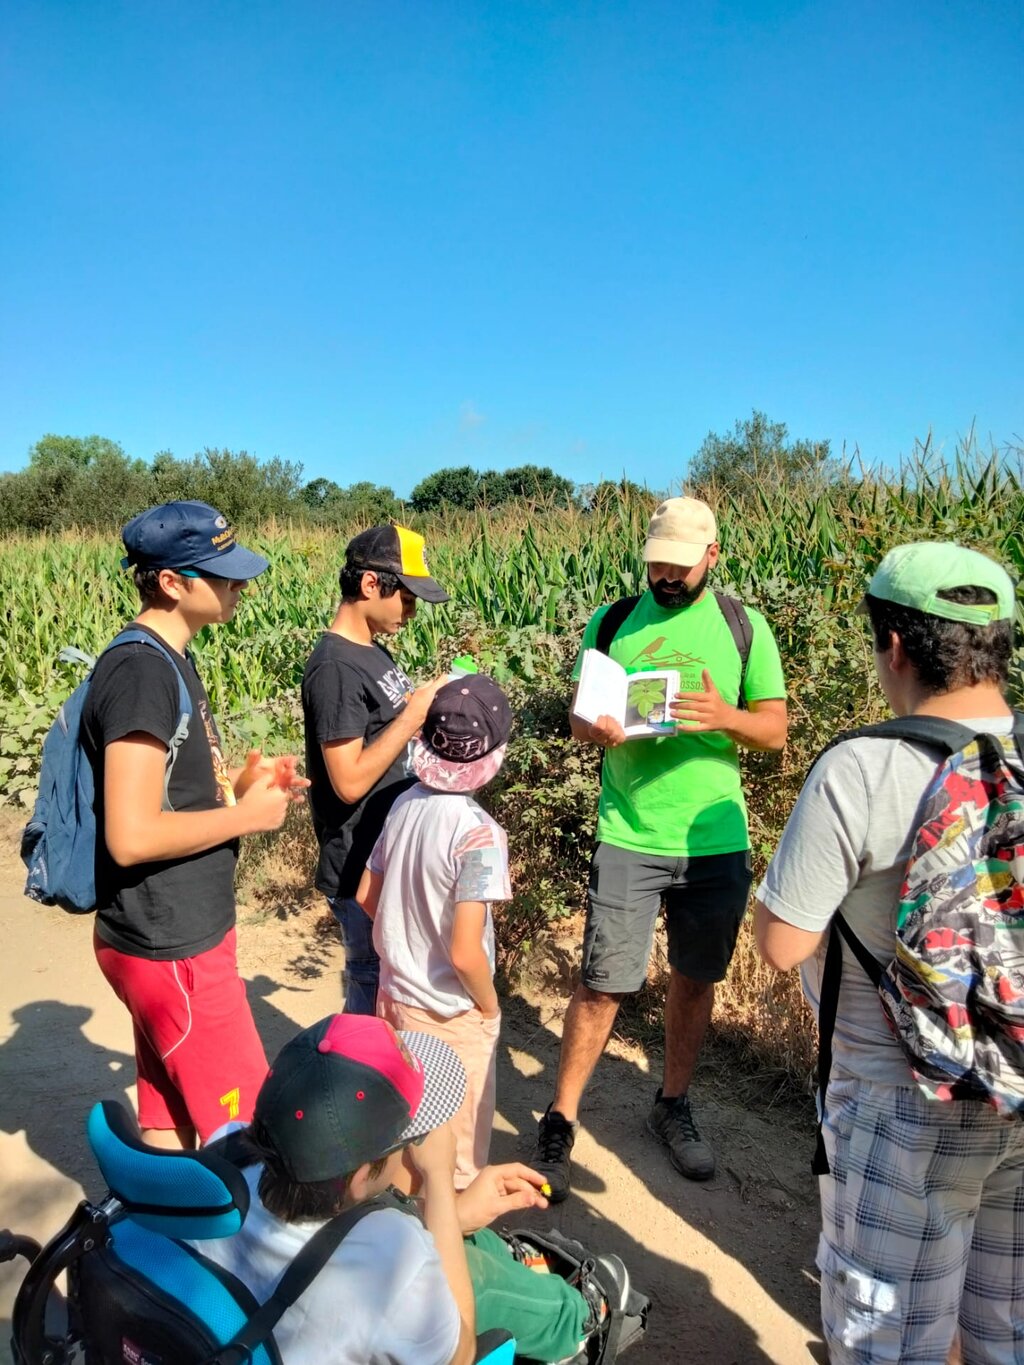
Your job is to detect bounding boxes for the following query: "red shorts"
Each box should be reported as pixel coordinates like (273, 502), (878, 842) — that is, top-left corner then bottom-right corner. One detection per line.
(94, 927), (268, 1140)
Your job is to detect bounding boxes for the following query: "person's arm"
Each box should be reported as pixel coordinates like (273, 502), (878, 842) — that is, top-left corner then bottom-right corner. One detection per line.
(322, 676), (447, 804)
(669, 671), (788, 751)
(103, 734), (290, 866)
(355, 866), (382, 919)
(408, 1126), (476, 1365)
(753, 900), (825, 971)
(449, 901), (499, 1017)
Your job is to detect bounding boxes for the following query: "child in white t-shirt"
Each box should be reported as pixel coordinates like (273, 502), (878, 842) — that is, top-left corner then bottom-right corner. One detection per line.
(357, 674), (512, 1188)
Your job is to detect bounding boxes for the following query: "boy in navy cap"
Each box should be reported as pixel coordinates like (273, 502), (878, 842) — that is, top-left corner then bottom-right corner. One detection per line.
(83, 501), (308, 1150)
(357, 674), (513, 1188)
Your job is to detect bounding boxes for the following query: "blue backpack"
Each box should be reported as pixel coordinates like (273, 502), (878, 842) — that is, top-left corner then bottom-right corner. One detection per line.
(21, 629), (193, 913)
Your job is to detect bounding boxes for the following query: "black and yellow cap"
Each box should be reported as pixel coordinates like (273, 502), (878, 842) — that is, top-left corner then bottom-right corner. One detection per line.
(345, 524), (449, 603)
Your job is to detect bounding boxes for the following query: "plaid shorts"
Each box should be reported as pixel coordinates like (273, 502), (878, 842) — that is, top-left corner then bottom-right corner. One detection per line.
(819, 1075), (1024, 1365)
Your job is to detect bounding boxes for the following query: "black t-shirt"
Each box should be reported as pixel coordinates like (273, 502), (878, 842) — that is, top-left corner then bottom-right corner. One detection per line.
(301, 632), (415, 898)
(81, 625), (238, 960)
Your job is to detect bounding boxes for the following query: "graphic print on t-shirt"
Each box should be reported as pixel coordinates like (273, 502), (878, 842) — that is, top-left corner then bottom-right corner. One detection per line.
(200, 698), (236, 807)
(627, 636), (705, 679)
(454, 824), (509, 902)
(376, 665), (414, 708)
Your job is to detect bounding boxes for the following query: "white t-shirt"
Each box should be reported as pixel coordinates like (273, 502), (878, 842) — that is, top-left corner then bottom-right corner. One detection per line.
(196, 1165), (460, 1365)
(370, 784), (512, 1016)
(756, 716), (1014, 1086)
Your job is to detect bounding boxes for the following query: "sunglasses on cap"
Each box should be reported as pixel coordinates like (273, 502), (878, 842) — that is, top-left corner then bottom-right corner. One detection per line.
(177, 567), (242, 582)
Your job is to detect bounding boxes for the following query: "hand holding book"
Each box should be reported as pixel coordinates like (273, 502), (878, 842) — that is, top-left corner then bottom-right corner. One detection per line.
(573, 650), (680, 740)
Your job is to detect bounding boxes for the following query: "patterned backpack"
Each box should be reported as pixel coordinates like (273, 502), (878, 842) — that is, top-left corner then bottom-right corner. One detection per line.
(813, 713), (1024, 1174)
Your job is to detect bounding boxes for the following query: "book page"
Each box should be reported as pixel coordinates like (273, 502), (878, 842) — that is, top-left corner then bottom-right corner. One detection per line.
(573, 648), (627, 726)
(622, 670), (680, 737)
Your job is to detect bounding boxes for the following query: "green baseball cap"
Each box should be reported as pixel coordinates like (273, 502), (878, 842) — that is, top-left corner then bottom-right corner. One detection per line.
(859, 542), (1016, 625)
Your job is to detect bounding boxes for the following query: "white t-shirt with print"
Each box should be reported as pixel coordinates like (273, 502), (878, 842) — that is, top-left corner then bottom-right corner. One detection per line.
(370, 783), (512, 1016)
(196, 1165), (460, 1365)
(756, 716), (1014, 1086)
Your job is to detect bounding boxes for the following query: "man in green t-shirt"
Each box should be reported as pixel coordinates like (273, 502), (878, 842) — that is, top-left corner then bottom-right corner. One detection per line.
(532, 497), (788, 1198)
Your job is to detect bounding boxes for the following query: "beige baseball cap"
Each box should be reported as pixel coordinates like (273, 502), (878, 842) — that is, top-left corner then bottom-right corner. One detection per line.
(643, 497), (718, 567)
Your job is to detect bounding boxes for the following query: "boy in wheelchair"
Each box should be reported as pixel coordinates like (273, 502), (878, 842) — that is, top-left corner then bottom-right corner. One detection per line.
(7, 1013), (639, 1364)
(203, 1013), (633, 1364)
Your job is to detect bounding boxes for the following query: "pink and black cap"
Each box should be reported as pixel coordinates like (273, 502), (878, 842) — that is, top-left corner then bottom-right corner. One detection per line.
(121, 501), (269, 580)
(254, 1014), (466, 1182)
(412, 674), (512, 793)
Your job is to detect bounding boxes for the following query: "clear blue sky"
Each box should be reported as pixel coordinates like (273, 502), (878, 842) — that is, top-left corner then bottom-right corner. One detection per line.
(2, 1), (1021, 496)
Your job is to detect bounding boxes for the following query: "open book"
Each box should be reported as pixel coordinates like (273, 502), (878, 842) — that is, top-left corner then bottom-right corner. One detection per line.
(573, 649), (680, 738)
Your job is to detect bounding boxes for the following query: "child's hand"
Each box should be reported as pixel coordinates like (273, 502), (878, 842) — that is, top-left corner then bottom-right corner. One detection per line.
(455, 1163), (550, 1234)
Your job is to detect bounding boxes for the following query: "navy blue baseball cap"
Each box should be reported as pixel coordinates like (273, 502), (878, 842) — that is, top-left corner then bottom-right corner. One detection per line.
(121, 501), (269, 580)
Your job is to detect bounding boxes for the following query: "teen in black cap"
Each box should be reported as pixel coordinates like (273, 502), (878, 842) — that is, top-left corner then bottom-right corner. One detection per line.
(301, 524), (450, 1014)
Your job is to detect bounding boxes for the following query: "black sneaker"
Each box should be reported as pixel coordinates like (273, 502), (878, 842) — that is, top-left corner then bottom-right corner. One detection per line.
(646, 1089), (715, 1181)
(532, 1106), (578, 1204)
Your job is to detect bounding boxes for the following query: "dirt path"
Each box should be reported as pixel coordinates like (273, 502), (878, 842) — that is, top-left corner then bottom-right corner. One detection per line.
(0, 825), (825, 1364)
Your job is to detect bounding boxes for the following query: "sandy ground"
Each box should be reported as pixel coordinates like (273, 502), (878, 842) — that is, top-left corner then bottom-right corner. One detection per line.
(0, 824), (825, 1364)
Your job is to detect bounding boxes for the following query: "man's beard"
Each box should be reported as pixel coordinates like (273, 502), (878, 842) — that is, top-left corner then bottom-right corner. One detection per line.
(649, 568), (709, 609)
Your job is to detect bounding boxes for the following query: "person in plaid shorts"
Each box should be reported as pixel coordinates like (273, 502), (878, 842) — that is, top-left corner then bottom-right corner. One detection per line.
(754, 543), (1024, 1364)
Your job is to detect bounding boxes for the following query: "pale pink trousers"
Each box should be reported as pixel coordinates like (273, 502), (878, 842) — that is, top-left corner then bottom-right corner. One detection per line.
(377, 991), (500, 1189)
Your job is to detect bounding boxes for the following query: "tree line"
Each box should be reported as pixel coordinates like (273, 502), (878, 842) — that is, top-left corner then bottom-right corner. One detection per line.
(0, 413), (837, 533)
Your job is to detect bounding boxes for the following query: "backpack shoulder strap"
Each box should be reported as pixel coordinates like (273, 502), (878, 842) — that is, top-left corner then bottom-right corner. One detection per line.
(207, 1191), (416, 1365)
(712, 593), (753, 706)
(811, 910), (885, 1175)
(104, 629), (193, 720)
(595, 596), (641, 657)
(102, 629), (194, 811)
(809, 714), (976, 779)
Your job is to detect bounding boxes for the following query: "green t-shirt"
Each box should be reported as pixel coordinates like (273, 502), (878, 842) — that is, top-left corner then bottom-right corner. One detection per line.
(571, 590), (786, 857)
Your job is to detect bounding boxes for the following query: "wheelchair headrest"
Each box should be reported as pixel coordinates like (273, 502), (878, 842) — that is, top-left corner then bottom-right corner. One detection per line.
(87, 1100), (251, 1240)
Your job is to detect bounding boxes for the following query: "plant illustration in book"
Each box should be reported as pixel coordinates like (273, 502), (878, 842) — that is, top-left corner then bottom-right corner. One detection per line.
(625, 676), (670, 728)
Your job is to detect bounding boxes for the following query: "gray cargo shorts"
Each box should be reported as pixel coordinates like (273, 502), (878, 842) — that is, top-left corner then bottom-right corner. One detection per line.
(580, 842), (752, 994)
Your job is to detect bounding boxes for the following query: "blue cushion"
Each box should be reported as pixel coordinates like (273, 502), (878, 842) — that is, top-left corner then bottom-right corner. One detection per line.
(87, 1101), (249, 1240)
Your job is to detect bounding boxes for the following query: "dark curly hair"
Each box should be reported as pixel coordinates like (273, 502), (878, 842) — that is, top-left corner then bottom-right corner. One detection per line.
(338, 564), (402, 602)
(240, 1118), (389, 1223)
(864, 585), (1013, 692)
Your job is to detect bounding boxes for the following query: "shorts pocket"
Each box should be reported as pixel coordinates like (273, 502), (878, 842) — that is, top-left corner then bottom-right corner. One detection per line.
(817, 1237), (901, 1362)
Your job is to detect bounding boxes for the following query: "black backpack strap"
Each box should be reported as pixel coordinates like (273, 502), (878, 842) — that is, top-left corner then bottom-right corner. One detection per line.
(808, 714), (976, 779)
(595, 596), (641, 656)
(206, 1191), (415, 1364)
(811, 919), (842, 1177)
(712, 593), (753, 706)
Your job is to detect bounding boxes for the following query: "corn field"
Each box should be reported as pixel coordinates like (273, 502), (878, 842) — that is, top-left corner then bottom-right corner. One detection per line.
(2, 453), (1021, 1083)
